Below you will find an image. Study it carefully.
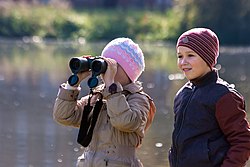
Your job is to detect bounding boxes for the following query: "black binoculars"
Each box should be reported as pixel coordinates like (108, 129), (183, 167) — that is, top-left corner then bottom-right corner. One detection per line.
(69, 57), (107, 75)
(68, 57), (107, 88)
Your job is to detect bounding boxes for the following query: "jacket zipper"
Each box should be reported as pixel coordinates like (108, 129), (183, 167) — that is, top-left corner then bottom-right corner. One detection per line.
(173, 86), (196, 167)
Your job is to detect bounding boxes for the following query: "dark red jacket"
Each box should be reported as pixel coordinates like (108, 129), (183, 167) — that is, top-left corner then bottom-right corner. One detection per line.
(169, 70), (250, 167)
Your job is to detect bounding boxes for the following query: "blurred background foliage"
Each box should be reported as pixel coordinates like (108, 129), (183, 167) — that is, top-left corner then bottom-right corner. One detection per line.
(0, 0), (250, 45)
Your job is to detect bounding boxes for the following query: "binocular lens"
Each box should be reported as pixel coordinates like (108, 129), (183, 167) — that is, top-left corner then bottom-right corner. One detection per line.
(71, 60), (80, 71)
(68, 74), (79, 86)
(69, 57), (89, 74)
(92, 61), (102, 72)
(87, 77), (99, 88)
(91, 59), (107, 74)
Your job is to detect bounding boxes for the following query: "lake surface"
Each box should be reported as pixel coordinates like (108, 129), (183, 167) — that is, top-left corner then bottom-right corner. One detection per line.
(0, 38), (250, 167)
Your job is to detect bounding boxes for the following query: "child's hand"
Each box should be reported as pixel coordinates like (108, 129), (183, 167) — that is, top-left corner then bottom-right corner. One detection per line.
(78, 95), (89, 106)
(102, 57), (117, 87)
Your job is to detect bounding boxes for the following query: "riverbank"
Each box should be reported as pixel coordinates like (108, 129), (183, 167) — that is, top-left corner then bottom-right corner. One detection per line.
(0, 2), (181, 42)
(1, 1), (250, 45)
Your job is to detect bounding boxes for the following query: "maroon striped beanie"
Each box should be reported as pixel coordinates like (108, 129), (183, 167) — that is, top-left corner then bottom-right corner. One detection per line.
(176, 28), (219, 68)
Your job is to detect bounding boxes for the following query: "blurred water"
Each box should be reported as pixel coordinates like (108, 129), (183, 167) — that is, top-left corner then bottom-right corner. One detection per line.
(0, 39), (250, 167)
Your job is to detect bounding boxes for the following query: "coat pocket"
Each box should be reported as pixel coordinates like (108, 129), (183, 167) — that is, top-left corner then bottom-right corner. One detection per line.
(208, 136), (229, 166)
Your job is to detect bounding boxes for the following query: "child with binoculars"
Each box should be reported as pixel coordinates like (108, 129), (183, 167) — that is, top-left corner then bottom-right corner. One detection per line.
(53, 37), (156, 167)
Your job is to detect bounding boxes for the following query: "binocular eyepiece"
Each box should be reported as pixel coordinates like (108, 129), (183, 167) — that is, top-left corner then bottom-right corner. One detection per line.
(68, 57), (107, 88)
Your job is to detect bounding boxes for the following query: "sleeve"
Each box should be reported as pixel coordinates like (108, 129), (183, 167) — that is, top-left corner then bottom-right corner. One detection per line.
(104, 85), (150, 137)
(215, 92), (250, 167)
(53, 83), (88, 127)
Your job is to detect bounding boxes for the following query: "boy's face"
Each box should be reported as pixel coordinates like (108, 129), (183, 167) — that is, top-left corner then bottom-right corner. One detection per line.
(177, 46), (211, 80)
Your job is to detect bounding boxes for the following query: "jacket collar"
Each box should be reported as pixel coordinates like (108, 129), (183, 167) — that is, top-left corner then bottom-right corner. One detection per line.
(94, 81), (143, 94)
(190, 69), (218, 87)
(123, 81), (143, 93)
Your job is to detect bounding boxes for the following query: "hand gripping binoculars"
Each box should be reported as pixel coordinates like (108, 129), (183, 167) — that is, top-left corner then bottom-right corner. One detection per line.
(68, 56), (107, 88)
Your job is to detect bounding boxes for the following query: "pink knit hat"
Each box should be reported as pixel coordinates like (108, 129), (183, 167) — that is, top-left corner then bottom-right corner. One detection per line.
(101, 37), (145, 82)
(176, 28), (219, 68)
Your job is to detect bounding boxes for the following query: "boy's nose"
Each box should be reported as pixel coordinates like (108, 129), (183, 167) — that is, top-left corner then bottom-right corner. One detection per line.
(180, 58), (188, 65)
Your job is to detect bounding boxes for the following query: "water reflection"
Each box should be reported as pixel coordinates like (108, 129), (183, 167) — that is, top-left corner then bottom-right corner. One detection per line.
(0, 40), (249, 167)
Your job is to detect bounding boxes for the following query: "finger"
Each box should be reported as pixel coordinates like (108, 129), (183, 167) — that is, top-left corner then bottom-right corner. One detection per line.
(103, 57), (116, 65)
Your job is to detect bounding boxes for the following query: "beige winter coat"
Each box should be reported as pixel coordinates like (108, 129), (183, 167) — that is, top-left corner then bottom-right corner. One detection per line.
(53, 81), (150, 167)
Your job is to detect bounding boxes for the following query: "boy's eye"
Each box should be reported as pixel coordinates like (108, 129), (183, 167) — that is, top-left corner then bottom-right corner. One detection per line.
(177, 55), (183, 59)
(188, 54), (195, 57)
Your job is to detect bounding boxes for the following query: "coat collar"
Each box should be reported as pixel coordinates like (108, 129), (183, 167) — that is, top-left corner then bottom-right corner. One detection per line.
(190, 69), (218, 87)
(123, 81), (143, 93)
(93, 81), (143, 94)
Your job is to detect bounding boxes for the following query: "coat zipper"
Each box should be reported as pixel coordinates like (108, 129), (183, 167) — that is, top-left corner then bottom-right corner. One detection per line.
(173, 86), (196, 167)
